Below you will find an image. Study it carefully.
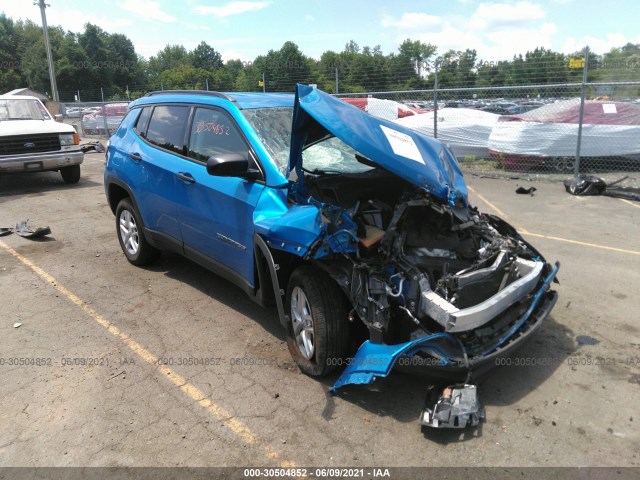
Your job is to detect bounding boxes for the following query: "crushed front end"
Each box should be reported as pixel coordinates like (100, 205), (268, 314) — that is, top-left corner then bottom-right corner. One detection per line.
(270, 84), (560, 429)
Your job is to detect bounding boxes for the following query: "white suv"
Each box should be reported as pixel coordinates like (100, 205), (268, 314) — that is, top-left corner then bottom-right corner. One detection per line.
(0, 95), (84, 183)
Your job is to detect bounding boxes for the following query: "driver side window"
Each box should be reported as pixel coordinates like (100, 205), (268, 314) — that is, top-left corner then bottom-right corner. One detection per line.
(187, 108), (250, 163)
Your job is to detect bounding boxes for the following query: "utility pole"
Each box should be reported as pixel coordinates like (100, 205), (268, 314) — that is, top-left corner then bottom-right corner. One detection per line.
(35, 0), (59, 102)
(433, 58), (439, 139)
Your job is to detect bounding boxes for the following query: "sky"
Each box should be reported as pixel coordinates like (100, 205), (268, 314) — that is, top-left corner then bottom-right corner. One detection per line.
(2, 0), (639, 62)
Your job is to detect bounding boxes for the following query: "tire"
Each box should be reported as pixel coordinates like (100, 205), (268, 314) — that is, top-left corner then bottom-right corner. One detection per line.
(60, 164), (81, 184)
(285, 265), (350, 377)
(115, 198), (160, 266)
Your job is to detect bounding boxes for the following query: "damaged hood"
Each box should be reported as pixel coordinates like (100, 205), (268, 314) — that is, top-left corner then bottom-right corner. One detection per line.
(289, 84), (468, 205)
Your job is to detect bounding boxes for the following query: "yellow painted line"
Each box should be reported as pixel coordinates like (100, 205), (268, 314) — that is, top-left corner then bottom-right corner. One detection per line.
(0, 239), (295, 467)
(468, 186), (640, 256)
(467, 185), (509, 218)
(518, 229), (640, 256)
(619, 198), (640, 209)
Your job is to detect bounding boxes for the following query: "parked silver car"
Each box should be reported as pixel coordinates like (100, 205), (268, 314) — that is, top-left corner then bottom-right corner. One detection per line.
(81, 103), (128, 135)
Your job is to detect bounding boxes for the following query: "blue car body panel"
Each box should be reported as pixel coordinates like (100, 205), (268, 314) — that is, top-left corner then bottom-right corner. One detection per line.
(289, 84), (468, 206)
(330, 334), (455, 395)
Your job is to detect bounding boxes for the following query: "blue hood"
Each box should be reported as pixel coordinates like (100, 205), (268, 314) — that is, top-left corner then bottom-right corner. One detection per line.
(289, 84), (468, 206)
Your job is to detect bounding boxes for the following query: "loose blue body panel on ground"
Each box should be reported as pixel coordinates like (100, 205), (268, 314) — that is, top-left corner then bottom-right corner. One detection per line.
(330, 333), (453, 395)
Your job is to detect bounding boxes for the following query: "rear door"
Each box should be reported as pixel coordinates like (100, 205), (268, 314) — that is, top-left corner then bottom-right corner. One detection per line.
(129, 104), (191, 244)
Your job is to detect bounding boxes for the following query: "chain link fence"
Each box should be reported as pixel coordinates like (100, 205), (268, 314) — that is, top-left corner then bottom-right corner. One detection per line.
(336, 84), (640, 187)
(58, 52), (640, 189)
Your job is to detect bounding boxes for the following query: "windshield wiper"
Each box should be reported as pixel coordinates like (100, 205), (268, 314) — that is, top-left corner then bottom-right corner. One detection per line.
(302, 167), (342, 175)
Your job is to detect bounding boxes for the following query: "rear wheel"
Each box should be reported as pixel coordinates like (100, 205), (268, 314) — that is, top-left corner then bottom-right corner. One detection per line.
(285, 266), (350, 377)
(60, 164), (81, 184)
(115, 198), (160, 266)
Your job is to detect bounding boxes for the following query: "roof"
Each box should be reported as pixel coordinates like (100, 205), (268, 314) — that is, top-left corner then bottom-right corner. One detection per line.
(0, 94), (44, 101)
(134, 90), (294, 110)
(4, 88), (48, 100)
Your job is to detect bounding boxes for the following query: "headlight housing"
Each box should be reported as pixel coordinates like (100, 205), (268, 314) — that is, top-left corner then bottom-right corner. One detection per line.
(60, 133), (80, 146)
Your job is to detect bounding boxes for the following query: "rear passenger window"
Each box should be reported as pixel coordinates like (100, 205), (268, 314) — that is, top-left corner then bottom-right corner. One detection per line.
(135, 107), (152, 137)
(146, 105), (190, 155)
(187, 108), (249, 162)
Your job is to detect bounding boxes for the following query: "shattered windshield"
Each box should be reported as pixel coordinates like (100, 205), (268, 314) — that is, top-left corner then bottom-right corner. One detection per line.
(243, 106), (374, 176)
(242, 107), (292, 174)
(302, 137), (374, 174)
(0, 99), (50, 121)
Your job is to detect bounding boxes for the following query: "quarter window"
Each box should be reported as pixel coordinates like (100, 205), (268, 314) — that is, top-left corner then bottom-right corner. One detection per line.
(135, 106), (152, 137)
(146, 105), (190, 155)
(188, 108), (249, 162)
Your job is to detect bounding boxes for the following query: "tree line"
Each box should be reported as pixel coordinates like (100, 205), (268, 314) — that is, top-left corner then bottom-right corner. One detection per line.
(1, 14), (639, 101)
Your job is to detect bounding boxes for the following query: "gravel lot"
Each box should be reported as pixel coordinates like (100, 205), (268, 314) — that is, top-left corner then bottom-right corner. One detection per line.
(1, 152), (639, 469)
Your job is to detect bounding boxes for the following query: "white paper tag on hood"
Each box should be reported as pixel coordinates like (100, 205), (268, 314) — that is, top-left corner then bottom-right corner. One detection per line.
(380, 125), (424, 164)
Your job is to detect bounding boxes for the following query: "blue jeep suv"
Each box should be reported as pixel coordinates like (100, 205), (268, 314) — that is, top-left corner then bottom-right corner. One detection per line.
(105, 85), (558, 411)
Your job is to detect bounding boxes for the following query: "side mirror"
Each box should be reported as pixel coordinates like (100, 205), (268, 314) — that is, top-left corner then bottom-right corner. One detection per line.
(54, 114), (63, 122)
(206, 153), (261, 180)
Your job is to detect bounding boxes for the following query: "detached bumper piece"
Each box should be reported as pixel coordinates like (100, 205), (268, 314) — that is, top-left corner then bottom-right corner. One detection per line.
(421, 384), (485, 429)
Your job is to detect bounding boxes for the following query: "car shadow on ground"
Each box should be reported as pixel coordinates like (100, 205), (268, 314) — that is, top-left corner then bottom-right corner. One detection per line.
(0, 171), (100, 201)
(147, 252), (285, 342)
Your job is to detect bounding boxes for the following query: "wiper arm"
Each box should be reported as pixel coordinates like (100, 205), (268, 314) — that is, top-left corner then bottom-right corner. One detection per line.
(301, 167), (342, 175)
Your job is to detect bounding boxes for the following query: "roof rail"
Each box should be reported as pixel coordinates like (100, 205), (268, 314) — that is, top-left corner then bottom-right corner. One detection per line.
(144, 90), (235, 102)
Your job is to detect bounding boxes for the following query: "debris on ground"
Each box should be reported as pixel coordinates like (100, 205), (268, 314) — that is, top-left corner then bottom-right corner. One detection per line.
(564, 174), (640, 201)
(14, 322), (22, 328)
(0, 220), (52, 239)
(421, 384), (485, 429)
(516, 186), (537, 195)
(80, 141), (107, 154)
(15, 220), (51, 239)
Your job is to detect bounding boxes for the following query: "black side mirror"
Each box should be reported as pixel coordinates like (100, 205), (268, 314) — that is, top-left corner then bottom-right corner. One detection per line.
(206, 153), (261, 180)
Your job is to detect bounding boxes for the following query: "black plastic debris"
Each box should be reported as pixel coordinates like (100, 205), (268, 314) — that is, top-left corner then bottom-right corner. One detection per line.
(564, 174), (640, 201)
(421, 384), (485, 429)
(576, 335), (600, 346)
(15, 220), (51, 239)
(563, 174), (606, 196)
(516, 186), (537, 195)
(0, 228), (13, 237)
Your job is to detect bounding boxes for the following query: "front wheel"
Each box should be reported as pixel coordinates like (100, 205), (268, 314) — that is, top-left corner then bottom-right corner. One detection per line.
(285, 266), (350, 377)
(115, 198), (160, 266)
(60, 164), (81, 184)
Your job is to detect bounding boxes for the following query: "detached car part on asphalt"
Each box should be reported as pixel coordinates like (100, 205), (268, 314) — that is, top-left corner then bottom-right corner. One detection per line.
(104, 85), (559, 430)
(0, 95), (83, 183)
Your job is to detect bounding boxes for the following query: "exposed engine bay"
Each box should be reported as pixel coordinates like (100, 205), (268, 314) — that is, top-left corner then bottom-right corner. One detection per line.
(303, 169), (555, 367)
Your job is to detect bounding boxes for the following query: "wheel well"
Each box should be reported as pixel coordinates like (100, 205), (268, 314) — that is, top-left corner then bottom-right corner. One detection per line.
(107, 183), (130, 214)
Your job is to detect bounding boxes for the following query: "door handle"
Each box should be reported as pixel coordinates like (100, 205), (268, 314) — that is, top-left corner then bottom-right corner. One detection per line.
(128, 152), (142, 162)
(176, 172), (196, 184)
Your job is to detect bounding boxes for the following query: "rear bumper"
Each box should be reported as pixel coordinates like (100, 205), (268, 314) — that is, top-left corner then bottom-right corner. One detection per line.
(0, 150), (84, 173)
